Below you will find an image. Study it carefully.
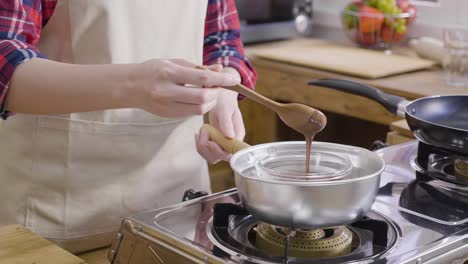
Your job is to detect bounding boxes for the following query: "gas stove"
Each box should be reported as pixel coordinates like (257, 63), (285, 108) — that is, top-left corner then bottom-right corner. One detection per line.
(108, 142), (468, 263)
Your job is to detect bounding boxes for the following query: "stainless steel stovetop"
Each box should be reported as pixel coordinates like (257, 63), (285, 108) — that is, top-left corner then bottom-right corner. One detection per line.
(109, 142), (468, 263)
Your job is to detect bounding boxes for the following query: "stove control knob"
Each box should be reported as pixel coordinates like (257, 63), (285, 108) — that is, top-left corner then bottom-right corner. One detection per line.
(370, 140), (389, 151)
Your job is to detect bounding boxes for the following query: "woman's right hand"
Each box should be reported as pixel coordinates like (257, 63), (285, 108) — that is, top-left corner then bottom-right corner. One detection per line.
(130, 59), (241, 118)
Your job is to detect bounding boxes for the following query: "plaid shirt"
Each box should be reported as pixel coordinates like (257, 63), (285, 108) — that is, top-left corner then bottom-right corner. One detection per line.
(0, 0), (256, 118)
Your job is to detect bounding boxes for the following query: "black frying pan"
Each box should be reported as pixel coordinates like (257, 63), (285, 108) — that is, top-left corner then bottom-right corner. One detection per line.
(308, 78), (468, 154)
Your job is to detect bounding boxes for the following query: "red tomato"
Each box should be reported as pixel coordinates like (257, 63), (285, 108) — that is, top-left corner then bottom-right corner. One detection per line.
(397, 0), (409, 9)
(352, 0), (364, 7)
(355, 31), (378, 46)
(381, 25), (405, 43)
(359, 6), (385, 33)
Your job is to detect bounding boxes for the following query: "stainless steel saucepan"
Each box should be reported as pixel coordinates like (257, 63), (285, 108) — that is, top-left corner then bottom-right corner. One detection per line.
(202, 124), (385, 229)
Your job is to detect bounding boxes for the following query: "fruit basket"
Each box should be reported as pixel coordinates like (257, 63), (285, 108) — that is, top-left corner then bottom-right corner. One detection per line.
(341, 0), (417, 51)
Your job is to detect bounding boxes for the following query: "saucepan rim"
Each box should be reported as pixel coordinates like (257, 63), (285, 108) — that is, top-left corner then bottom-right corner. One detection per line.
(230, 141), (385, 186)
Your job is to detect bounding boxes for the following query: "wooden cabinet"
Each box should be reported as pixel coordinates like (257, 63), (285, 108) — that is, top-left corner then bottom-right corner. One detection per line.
(387, 119), (414, 145)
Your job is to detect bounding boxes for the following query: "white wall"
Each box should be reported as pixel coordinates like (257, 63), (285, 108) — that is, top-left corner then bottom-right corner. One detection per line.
(312, 0), (468, 40)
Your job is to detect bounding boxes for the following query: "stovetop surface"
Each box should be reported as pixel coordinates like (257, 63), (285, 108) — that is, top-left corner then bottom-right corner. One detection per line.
(130, 142), (468, 263)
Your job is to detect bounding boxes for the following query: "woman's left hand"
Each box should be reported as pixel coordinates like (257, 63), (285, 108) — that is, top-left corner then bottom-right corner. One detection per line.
(196, 66), (245, 164)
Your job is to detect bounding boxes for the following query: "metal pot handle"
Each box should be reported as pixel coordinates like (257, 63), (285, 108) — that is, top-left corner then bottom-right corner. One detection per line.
(200, 124), (250, 154)
(308, 78), (408, 116)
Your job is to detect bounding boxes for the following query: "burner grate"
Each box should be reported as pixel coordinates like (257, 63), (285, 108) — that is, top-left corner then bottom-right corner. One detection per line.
(208, 203), (397, 263)
(416, 141), (468, 186)
(255, 224), (353, 258)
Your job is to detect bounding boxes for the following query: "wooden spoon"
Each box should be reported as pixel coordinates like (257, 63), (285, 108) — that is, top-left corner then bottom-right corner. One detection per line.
(195, 65), (326, 138)
(225, 83), (327, 137)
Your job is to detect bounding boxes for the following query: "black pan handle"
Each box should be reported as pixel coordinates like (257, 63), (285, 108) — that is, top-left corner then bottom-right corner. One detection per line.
(308, 78), (406, 115)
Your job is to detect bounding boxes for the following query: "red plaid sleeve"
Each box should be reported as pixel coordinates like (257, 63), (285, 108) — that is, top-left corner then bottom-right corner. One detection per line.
(42, 0), (57, 26)
(203, 0), (257, 90)
(0, 0), (56, 119)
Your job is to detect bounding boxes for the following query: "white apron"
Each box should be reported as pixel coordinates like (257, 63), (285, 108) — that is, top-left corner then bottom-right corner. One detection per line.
(0, 0), (210, 253)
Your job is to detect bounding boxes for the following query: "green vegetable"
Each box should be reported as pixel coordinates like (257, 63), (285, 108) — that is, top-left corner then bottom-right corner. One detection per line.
(343, 3), (361, 29)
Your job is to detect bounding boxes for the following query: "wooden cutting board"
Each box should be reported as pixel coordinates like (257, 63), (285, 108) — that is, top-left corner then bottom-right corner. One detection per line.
(0, 225), (86, 264)
(252, 41), (436, 79)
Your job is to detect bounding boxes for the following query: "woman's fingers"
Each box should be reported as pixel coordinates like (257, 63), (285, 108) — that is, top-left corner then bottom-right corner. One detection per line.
(213, 112), (236, 139)
(195, 128), (231, 164)
(169, 59), (223, 73)
(206, 64), (223, 72)
(169, 58), (198, 68)
(172, 100), (217, 117)
(139, 59), (237, 118)
(146, 83), (221, 117)
(159, 59), (231, 87)
(169, 64), (241, 87)
(232, 108), (246, 140)
(168, 85), (220, 105)
(169, 59), (223, 75)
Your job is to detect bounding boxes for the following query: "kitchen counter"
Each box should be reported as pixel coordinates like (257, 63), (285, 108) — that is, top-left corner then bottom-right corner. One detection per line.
(0, 224), (85, 264)
(77, 248), (109, 264)
(0, 224), (110, 264)
(247, 38), (466, 98)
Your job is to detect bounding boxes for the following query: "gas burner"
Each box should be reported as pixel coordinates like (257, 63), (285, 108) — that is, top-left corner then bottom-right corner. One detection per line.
(416, 141), (468, 169)
(415, 142), (468, 186)
(412, 155), (468, 187)
(207, 204), (398, 263)
(255, 224), (353, 258)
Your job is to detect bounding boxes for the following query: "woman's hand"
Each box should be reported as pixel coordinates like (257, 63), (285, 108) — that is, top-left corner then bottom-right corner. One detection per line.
(130, 59), (241, 118)
(196, 67), (245, 164)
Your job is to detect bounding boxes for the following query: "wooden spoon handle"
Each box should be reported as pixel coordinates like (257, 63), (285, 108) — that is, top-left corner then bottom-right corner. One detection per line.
(226, 84), (282, 112)
(201, 124), (250, 154)
(194, 65), (281, 112)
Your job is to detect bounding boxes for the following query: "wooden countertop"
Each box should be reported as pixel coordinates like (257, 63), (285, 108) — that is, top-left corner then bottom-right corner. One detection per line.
(246, 38), (468, 100)
(0, 225), (86, 264)
(0, 224), (109, 264)
(77, 248), (109, 264)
